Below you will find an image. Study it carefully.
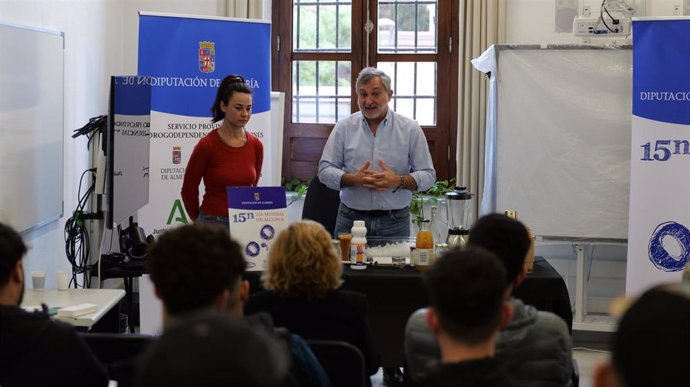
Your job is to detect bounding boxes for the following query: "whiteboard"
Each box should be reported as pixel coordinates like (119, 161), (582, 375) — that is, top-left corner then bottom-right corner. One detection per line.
(494, 47), (631, 240)
(0, 22), (64, 232)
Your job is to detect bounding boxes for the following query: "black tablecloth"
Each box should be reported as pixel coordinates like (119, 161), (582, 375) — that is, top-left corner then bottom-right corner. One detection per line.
(245, 256), (572, 367)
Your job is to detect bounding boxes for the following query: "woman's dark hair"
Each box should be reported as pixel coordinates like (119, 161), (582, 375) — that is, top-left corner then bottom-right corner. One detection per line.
(211, 74), (252, 123)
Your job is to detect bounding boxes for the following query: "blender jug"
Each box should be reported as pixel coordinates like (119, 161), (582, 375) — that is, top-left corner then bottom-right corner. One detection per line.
(445, 187), (474, 248)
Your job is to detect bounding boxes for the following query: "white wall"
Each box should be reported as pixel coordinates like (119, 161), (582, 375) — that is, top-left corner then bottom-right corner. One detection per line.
(504, 0), (684, 314)
(3, 0), (680, 304)
(0, 0), (224, 288)
(504, 0), (686, 46)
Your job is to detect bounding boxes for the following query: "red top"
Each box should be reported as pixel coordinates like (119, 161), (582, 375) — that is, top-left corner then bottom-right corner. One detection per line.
(181, 129), (263, 219)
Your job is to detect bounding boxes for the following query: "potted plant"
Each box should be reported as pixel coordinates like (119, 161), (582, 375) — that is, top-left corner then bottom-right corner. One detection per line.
(282, 177), (309, 206)
(410, 178), (456, 228)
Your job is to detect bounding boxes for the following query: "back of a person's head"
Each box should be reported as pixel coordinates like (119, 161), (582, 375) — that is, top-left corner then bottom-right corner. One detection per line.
(612, 283), (690, 387)
(424, 246), (507, 345)
(263, 220), (341, 299)
(468, 213), (530, 284)
(147, 222), (246, 316)
(136, 311), (289, 387)
(0, 223), (27, 287)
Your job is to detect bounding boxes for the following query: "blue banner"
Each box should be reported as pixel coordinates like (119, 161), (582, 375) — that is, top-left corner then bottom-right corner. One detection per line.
(113, 76), (152, 116)
(633, 20), (690, 125)
(227, 186), (287, 211)
(138, 14), (271, 117)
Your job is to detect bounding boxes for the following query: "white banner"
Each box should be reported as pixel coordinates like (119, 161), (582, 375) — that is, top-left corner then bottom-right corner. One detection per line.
(627, 19), (690, 295)
(137, 13), (272, 236)
(227, 186), (288, 271)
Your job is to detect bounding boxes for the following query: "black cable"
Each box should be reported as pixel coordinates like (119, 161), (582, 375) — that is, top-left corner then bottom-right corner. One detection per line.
(64, 168), (97, 288)
(600, 1), (617, 33)
(72, 115), (107, 139)
(64, 115), (108, 288)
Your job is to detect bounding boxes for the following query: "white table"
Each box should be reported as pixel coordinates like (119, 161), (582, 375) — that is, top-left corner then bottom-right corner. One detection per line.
(21, 289), (125, 329)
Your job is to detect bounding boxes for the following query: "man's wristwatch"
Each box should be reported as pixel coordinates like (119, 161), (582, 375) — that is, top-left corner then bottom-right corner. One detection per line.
(393, 175), (405, 193)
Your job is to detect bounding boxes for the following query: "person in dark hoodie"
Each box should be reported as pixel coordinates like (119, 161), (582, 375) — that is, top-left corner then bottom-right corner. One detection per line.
(405, 214), (573, 386)
(0, 222), (108, 387)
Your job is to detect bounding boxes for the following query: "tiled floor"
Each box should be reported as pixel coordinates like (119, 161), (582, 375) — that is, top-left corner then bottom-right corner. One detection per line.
(573, 347), (610, 387)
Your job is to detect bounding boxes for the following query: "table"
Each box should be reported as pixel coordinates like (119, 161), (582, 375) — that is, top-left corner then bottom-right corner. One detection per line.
(245, 256), (572, 367)
(21, 289), (125, 332)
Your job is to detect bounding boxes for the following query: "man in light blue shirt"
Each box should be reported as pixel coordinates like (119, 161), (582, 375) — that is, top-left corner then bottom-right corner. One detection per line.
(318, 67), (436, 238)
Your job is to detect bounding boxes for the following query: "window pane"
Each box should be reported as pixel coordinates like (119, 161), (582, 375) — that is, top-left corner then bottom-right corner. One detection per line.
(378, 0), (437, 53)
(379, 61), (437, 125)
(293, 60), (352, 123)
(294, 0), (352, 52)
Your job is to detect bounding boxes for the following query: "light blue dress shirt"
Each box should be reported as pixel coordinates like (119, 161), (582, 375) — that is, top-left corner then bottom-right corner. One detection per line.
(318, 109), (436, 211)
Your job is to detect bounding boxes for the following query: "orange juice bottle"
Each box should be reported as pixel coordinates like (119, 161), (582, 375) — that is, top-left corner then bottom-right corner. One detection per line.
(416, 220), (434, 268)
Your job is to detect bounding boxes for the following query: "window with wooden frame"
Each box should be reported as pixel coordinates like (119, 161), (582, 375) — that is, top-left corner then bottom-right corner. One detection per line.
(272, 0), (458, 182)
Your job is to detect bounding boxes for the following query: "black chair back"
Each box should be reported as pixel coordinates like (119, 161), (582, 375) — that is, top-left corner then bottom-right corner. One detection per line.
(80, 332), (156, 387)
(302, 175), (341, 236)
(307, 339), (366, 387)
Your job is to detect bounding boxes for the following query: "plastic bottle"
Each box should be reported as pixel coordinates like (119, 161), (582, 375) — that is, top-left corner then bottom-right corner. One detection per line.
(350, 220), (367, 270)
(415, 219), (434, 269)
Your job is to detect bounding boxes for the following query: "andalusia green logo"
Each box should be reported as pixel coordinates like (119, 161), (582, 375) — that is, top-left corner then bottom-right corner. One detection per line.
(167, 199), (188, 224)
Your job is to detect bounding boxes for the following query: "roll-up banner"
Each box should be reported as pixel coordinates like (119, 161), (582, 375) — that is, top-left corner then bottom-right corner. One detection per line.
(136, 12), (271, 236)
(627, 18), (690, 295)
(110, 76), (151, 227)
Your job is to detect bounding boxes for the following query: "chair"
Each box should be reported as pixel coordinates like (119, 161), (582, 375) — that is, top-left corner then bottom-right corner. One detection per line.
(80, 332), (156, 387)
(307, 339), (366, 387)
(572, 358), (580, 387)
(301, 175), (341, 236)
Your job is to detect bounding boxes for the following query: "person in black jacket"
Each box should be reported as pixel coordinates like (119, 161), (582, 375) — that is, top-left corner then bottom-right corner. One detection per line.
(0, 222), (108, 387)
(246, 220), (381, 386)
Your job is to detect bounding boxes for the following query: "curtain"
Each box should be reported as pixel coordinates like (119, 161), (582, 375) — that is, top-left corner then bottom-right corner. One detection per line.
(225, 0), (263, 19)
(457, 0), (506, 218)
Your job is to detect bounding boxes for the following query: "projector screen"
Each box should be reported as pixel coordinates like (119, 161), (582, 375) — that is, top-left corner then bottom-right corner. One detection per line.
(493, 47), (631, 240)
(0, 22), (64, 232)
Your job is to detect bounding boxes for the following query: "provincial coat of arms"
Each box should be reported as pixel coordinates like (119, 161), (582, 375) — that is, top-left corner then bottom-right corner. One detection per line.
(199, 41), (215, 73)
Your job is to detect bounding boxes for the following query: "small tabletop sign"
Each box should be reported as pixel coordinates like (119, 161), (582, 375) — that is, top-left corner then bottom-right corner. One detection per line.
(227, 186), (288, 271)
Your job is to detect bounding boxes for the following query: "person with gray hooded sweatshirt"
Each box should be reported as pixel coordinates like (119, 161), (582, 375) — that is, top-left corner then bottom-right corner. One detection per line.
(405, 214), (573, 386)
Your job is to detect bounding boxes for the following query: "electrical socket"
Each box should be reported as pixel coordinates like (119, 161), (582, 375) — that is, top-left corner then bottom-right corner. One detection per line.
(673, 5), (681, 15)
(583, 5), (591, 17)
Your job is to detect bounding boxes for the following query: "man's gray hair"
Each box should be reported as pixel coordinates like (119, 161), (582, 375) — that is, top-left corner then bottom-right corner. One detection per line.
(356, 67), (392, 92)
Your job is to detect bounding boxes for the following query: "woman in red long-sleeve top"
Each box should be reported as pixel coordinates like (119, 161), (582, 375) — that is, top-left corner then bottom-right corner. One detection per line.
(181, 74), (263, 228)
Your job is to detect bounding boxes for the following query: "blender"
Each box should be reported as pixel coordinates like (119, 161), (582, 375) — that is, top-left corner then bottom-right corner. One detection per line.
(445, 186), (474, 248)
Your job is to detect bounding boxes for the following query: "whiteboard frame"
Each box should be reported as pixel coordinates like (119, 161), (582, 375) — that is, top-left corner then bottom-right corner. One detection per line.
(0, 20), (64, 233)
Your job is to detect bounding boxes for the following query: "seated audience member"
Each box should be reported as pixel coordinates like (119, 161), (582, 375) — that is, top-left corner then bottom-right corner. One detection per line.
(405, 214), (573, 386)
(218, 226), (331, 387)
(0, 222), (108, 387)
(410, 246), (514, 387)
(245, 220), (381, 384)
(594, 283), (690, 387)
(138, 222), (290, 387)
(137, 310), (288, 387)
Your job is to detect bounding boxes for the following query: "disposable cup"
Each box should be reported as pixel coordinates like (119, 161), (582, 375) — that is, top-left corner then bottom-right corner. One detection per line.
(56, 270), (70, 290)
(31, 271), (46, 289)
